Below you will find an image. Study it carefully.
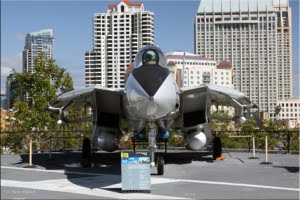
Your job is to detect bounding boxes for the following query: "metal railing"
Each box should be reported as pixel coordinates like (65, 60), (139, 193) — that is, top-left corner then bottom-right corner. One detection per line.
(1, 130), (89, 154)
(213, 130), (299, 154)
(1, 130), (299, 154)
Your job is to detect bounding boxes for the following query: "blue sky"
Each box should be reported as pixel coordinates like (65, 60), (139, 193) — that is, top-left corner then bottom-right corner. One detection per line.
(1, 0), (299, 98)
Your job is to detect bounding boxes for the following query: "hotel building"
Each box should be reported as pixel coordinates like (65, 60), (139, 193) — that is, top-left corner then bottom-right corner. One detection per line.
(166, 52), (233, 88)
(277, 99), (300, 128)
(85, 0), (154, 88)
(195, 0), (292, 119)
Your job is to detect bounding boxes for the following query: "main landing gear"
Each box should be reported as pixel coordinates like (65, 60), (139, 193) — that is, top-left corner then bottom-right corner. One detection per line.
(148, 122), (165, 175)
(81, 137), (92, 168)
(212, 134), (224, 161)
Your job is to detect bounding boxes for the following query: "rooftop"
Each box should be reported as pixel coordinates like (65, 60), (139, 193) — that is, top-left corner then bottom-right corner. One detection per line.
(29, 29), (53, 36)
(197, 0), (289, 13)
(217, 60), (232, 69)
(166, 52), (214, 61)
(108, 0), (142, 10)
(167, 61), (176, 67)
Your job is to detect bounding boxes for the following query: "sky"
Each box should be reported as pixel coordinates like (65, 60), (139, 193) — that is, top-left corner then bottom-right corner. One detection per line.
(1, 0), (299, 98)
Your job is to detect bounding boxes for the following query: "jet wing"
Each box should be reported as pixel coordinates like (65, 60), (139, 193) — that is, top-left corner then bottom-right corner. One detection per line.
(52, 87), (95, 108)
(50, 86), (124, 127)
(176, 84), (254, 129)
(204, 84), (252, 107)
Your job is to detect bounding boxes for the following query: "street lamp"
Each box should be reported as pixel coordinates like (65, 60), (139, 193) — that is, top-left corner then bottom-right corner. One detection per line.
(181, 52), (186, 87)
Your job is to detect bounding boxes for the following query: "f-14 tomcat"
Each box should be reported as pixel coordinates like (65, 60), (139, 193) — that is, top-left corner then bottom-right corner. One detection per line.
(50, 45), (253, 175)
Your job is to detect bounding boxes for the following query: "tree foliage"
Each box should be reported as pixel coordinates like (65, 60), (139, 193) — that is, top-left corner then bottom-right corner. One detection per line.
(13, 53), (73, 132)
(210, 110), (234, 131)
(6, 53), (74, 152)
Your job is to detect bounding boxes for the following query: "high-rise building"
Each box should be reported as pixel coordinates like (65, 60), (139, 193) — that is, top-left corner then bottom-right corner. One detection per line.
(85, 0), (154, 88)
(166, 52), (235, 115)
(277, 99), (300, 128)
(195, 0), (292, 119)
(5, 73), (17, 109)
(23, 29), (54, 73)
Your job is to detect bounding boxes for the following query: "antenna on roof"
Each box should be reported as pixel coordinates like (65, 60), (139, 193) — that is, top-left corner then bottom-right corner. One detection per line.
(181, 52), (186, 87)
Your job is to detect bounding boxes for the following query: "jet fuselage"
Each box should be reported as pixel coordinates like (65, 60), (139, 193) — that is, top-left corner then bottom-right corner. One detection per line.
(124, 46), (179, 123)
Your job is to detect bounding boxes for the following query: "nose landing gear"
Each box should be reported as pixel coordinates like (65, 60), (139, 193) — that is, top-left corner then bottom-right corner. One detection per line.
(148, 122), (165, 175)
(157, 155), (164, 175)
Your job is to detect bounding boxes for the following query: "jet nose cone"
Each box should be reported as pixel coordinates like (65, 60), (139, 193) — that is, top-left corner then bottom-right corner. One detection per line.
(132, 65), (170, 97)
(124, 71), (179, 120)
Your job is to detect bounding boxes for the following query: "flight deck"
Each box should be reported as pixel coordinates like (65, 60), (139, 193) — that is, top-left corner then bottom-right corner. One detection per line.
(1, 152), (299, 199)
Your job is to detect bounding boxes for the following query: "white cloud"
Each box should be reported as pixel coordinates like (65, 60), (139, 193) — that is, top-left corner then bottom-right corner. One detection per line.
(1, 66), (14, 75)
(1, 53), (23, 75)
(15, 32), (26, 41)
(1, 53), (23, 94)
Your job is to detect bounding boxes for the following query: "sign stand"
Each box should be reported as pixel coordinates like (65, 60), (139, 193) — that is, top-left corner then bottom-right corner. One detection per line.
(121, 151), (151, 193)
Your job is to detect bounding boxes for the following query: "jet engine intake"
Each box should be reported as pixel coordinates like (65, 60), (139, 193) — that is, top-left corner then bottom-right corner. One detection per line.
(97, 129), (120, 152)
(186, 131), (207, 150)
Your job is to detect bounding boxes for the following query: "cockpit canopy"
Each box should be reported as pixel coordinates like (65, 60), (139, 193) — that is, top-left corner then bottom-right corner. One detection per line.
(134, 45), (167, 69)
(143, 50), (157, 65)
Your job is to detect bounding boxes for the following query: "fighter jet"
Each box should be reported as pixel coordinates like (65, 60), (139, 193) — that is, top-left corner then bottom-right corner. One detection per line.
(49, 45), (254, 175)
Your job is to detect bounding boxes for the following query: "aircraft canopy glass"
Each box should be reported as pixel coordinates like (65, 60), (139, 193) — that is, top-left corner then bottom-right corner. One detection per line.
(134, 46), (167, 69)
(143, 50), (157, 65)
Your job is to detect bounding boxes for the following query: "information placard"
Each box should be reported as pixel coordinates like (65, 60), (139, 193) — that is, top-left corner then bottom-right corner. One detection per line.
(121, 151), (151, 192)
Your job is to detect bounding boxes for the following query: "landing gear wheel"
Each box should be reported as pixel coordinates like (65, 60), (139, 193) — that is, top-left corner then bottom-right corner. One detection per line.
(157, 156), (164, 175)
(212, 136), (222, 160)
(81, 137), (92, 168)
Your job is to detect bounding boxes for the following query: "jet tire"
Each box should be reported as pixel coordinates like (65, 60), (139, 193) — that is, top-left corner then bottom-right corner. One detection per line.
(157, 156), (164, 175)
(81, 137), (92, 168)
(212, 136), (222, 160)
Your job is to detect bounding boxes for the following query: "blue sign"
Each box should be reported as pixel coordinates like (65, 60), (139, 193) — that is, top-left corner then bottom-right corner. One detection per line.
(121, 151), (151, 192)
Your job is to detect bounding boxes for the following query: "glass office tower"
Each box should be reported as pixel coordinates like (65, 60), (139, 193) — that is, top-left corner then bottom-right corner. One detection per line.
(23, 29), (54, 74)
